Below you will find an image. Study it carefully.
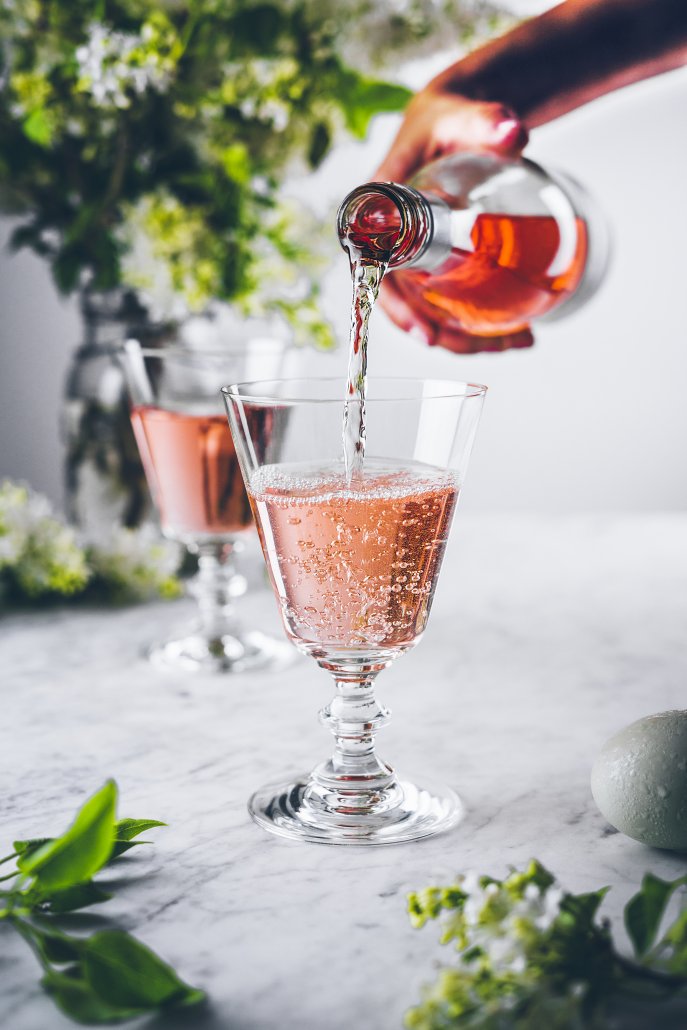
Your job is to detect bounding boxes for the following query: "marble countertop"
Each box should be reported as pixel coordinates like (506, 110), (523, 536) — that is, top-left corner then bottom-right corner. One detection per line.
(2, 514), (687, 1030)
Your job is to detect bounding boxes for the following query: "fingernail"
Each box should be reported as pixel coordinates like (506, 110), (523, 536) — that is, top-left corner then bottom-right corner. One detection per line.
(493, 118), (528, 148)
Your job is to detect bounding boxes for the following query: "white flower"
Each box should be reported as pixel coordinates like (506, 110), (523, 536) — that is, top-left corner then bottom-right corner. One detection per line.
(75, 22), (173, 110)
(486, 934), (528, 974)
(0, 481), (30, 566)
(259, 98), (289, 131)
(87, 524), (181, 599)
(451, 867), (568, 979)
(0, 480), (90, 595)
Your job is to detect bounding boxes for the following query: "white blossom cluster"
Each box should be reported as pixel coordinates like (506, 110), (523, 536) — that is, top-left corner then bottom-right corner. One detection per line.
(0, 479), (181, 601)
(0, 480), (88, 595)
(450, 871), (565, 976)
(0, 481), (35, 566)
(231, 57), (298, 132)
(86, 524), (181, 600)
(75, 22), (173, 110)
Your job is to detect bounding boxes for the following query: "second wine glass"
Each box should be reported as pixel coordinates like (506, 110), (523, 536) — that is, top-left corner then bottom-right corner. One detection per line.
(122, 339), (293, 673)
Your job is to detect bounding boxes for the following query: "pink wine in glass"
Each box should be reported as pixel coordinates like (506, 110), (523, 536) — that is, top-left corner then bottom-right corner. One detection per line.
(249, 457), (458, 654)
(131, 406), (253, 542)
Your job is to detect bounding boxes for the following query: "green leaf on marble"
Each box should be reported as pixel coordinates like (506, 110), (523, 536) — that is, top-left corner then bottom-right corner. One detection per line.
(13, 837), (54, 859)
(18, 781), (117, 891)
(42, 969), (143, 1025)
(109, 818), (166, 859)
(31, 927), (84, 965)
(3, 782), (200, 1026)
(625, 873), (687, 958)
(39, 881), (113, 914)
(113, 819), (167, 842)
(661, 907), (687, 975)
(83, 930), (205, 1009)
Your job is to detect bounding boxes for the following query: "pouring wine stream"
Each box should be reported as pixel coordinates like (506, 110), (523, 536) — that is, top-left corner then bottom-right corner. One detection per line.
(339, 190), (403, 482)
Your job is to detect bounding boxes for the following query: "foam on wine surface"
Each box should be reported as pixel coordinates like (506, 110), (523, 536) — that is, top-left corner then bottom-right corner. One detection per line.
(249, 458), (458, 652)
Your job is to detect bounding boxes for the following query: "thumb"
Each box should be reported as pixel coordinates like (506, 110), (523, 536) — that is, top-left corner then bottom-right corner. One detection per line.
(375, 94), (528, 183)
(420, 98), (529, 164)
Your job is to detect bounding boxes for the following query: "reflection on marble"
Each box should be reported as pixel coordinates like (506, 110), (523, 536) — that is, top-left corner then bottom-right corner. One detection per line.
(2, 515), (687, 1029)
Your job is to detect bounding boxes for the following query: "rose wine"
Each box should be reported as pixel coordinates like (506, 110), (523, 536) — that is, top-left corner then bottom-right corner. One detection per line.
(341, 260), (385, 481)
(249, 458), (458, 653)
(393, 212), (588, 335)
(131, 405), (253, 541)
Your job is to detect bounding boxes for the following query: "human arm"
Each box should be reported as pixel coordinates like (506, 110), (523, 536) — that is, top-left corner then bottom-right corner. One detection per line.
(376, 0), (687, 353)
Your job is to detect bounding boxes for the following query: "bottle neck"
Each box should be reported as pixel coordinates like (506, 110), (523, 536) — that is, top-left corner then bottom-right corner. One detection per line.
(337, 182), (448, 270)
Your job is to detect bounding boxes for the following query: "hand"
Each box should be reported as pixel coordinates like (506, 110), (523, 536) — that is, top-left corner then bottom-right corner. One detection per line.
(373, 89), (534, 354)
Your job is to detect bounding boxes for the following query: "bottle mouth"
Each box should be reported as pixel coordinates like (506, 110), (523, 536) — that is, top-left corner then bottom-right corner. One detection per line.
(337, 182), (432, 267)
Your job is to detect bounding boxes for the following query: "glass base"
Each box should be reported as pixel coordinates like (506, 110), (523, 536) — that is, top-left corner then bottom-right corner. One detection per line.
(248, 775), (464, 845)
(147, 629), (295, 674)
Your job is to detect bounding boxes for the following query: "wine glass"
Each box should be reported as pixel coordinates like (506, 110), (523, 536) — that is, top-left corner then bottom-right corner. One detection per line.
(223, 377), (486, 843)
(121, 339), (294, 673)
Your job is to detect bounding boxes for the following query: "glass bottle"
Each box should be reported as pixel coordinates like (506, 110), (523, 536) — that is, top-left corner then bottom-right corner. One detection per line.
(337, 153), (610, 338)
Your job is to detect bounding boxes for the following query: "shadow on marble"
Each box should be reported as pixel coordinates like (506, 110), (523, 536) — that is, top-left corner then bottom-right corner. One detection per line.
(147, 1004), (264, 1030)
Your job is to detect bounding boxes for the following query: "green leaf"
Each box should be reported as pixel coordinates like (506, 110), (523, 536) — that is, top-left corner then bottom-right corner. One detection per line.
(52, 247), (83, 294)
(31, 927), (84, 965)
(39, 881), (113, 914)
(308, 122), (331, 169)
(625, 874), (687, 958)
(109, 818), (166, 859)
(83, 930), (204, 1009)
(8, 225), (53, 257)
(109, 841), (142, 860)
(220, 142), (251, 184)
(113, 819), (166, 843)
(22, 109), (54, 147)
(42, 970), (142, 1025)
(663, 908), (687, 974)
(335, 67), (412, 139)
(560, 887), (610, 927)
(18, 781), (117, 892)
(14, 838), (54, 858)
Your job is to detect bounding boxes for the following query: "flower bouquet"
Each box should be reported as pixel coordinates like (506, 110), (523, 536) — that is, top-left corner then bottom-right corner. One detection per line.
(0, 0), (503, 536)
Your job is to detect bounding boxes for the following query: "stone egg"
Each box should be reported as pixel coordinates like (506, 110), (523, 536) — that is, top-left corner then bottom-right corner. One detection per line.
(591, 710), (687, 851)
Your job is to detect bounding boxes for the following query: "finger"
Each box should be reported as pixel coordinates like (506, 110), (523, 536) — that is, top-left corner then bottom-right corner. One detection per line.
(374, 95), (528, 182)
(378, 277), (535, 354)
(423, 99), (529, 167)
(464, 102), (529, 157)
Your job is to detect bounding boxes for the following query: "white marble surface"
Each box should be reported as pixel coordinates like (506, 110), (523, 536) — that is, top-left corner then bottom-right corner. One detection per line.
(2, 514), (687, 1030)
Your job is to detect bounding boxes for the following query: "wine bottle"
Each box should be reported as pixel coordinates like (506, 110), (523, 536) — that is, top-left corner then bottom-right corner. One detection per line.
(337, 153), (609, 338)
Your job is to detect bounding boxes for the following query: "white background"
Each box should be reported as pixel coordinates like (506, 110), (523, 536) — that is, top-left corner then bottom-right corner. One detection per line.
(1, 46), (686, 514)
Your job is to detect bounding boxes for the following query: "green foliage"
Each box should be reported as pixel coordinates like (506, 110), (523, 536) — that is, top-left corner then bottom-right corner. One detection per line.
(0, 0), (503, 341)
(18, 781), (117, 890)
(0, 781), (202, 1025)
(335, 67), (413, 139)
(110, 818), (167, 858)
(625, 874), (687, 958)
(83, 931), (205, 1010)
(407, 861), (687, 1029)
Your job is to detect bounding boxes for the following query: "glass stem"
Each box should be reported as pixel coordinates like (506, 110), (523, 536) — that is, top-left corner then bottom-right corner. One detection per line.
(190, 541), (247, 644)
(308, 665), (402, 815)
